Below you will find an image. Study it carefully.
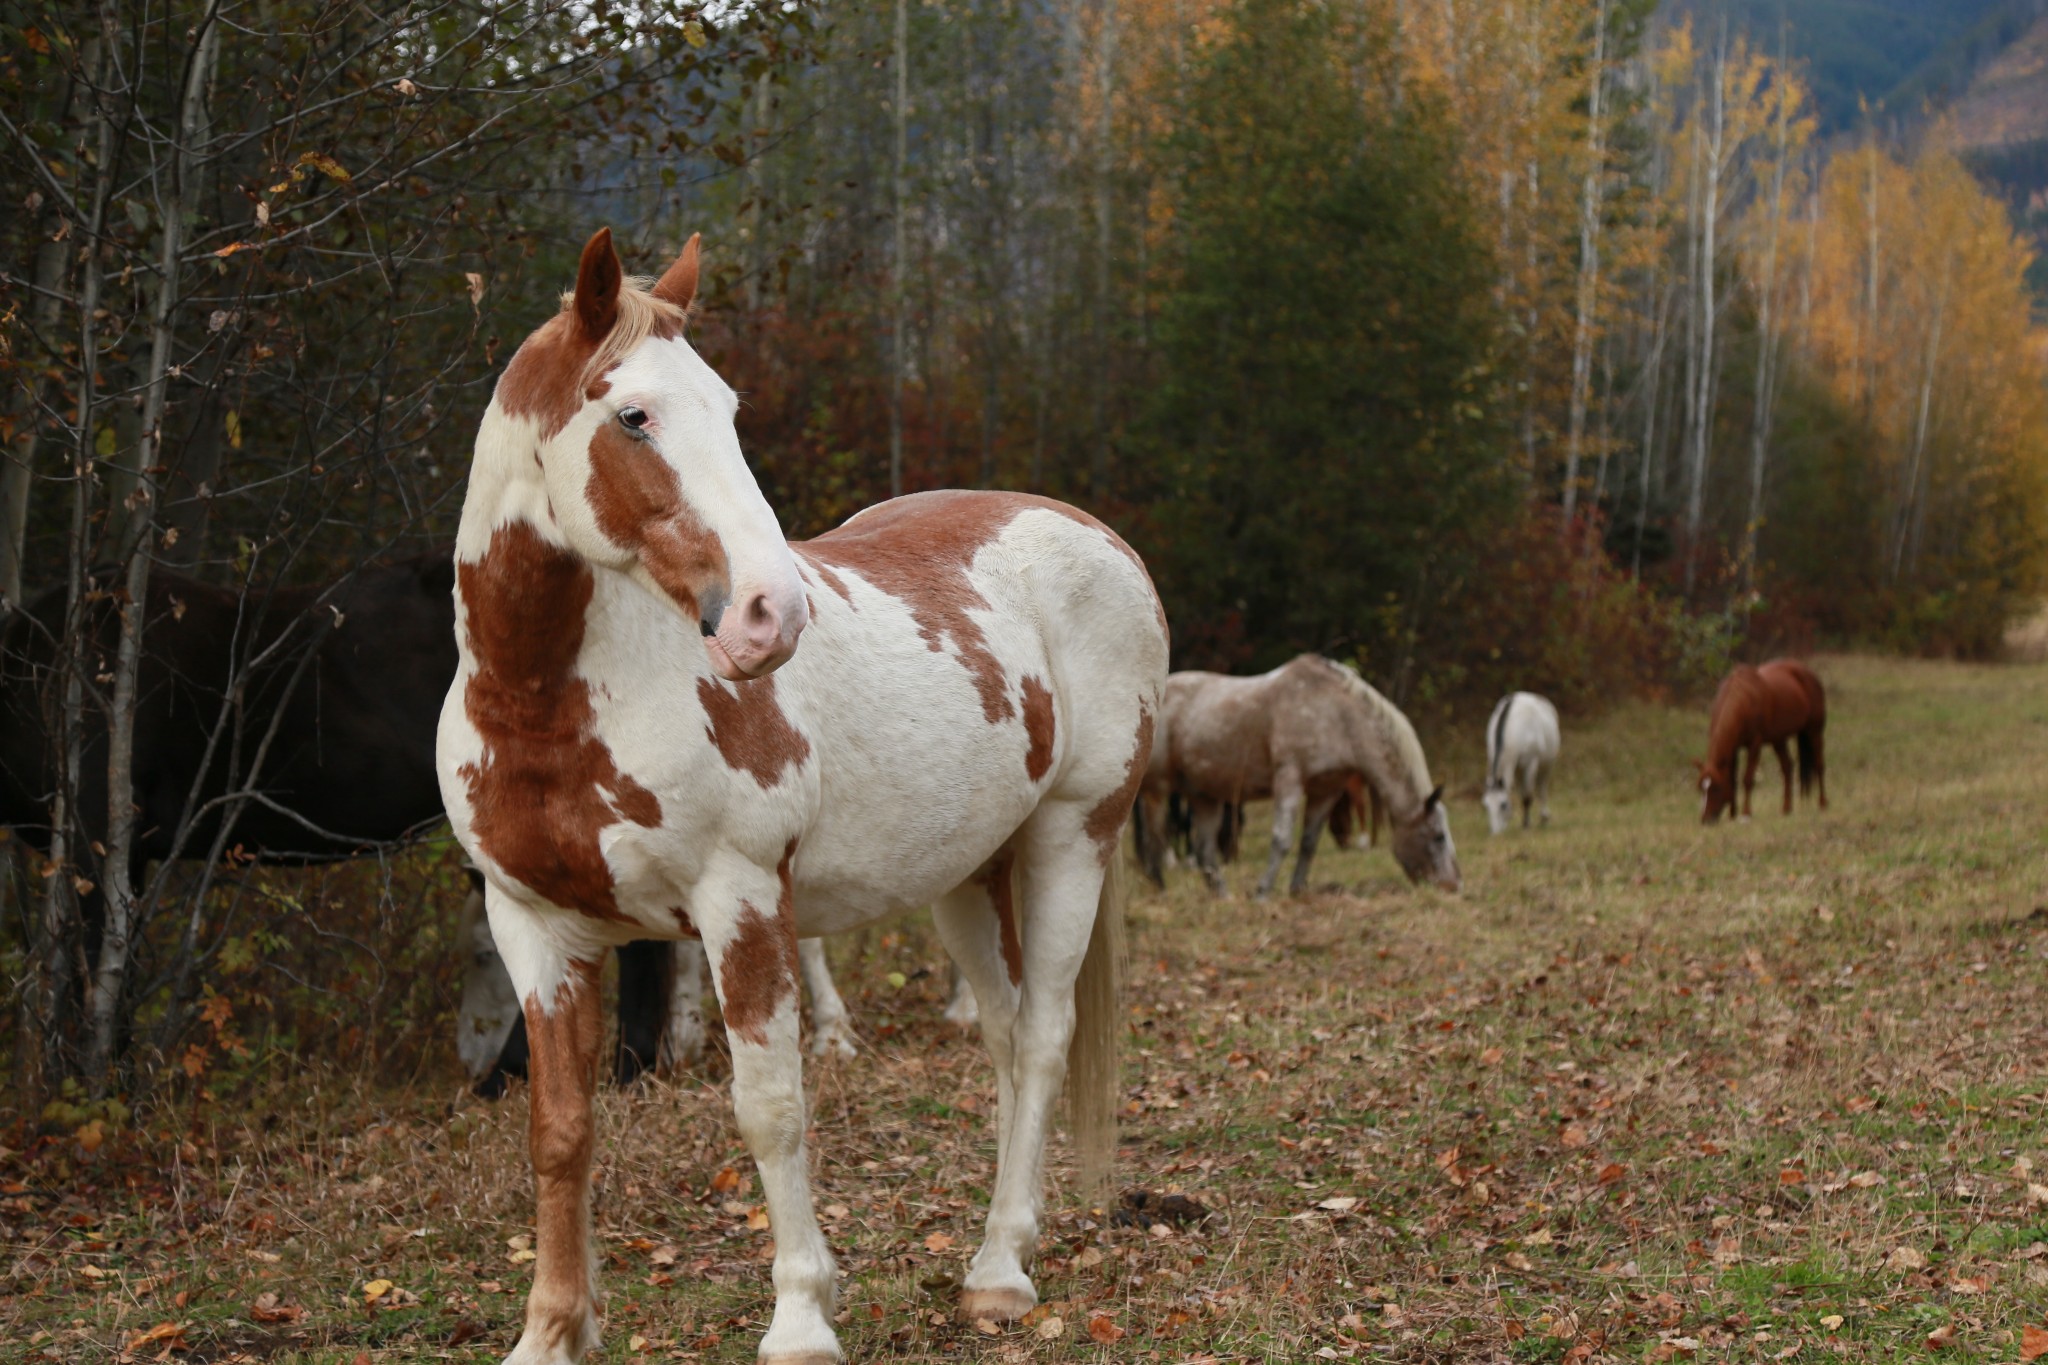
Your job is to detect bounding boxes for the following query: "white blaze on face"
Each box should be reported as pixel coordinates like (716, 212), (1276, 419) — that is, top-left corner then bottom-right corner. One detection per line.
(547, 331), (809, 679)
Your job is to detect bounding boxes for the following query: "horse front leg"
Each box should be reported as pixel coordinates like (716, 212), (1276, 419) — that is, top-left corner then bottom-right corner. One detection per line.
(1255, 768), (1303, 900)
(701, 859), (838, 1365)
(798, 938), (856, 1059)
(489, 897), (606, 1365)
(1741, 744), (1761, 818)
(1771, 739), (1794, 814)
(1289, 793), (1338, 896)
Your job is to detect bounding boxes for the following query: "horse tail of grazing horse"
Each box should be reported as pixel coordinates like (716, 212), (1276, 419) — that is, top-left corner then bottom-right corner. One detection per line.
(1066, 850), (1127, 1191)
(1796, 728), (1818, 796)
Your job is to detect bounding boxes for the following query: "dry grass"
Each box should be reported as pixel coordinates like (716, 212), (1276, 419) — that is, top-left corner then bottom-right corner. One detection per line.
(5, 653), (2048, 1363)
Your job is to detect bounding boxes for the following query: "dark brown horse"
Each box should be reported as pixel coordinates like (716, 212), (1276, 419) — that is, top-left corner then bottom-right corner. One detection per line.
(1697, 659), (1828, 822)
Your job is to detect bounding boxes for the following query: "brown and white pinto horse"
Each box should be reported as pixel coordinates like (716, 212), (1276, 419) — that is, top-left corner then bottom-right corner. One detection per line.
(435, 229), (1166, 1365)
(1697, 658), (1828, 822)
(1138, 655), (1458, 897)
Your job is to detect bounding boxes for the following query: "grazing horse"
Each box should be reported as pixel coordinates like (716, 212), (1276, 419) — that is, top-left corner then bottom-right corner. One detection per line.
(1482, 691), (1560, 834)
(1144, 655), (1458, 898)
(436, 228), (1166, 1365)
(1697, 658), (1828, 823)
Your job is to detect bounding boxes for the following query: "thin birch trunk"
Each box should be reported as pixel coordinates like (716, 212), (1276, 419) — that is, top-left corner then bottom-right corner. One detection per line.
(888, 0), (909, 500)
(1561, 0), (1609, 530)
(1684, 45), (1725, 596)
(1893, 263), (1949, 582)
(1634, 274), (1671, 580)
(1741, 57), (1791, 601)
(39, 21), (120, 1087)
(88, 0), (221, 1095)
(1089, 0), (1117, 501)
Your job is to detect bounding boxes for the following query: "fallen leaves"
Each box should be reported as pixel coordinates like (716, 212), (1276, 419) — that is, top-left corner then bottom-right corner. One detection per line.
(1085, 1312), (1125, 1344)
(2021, 1323), (2048, 1362)
(250, 1291), (305, 1323)
(1885, 1245), (1927, 1271)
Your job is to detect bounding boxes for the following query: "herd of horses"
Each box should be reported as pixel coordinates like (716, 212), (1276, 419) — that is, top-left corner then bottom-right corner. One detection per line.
(0, 230), (1832, 1365)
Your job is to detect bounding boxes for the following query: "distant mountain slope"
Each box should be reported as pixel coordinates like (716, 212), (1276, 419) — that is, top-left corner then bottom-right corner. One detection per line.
(1680, 0), (2005, 133)
(1941, 6), (2048, 147)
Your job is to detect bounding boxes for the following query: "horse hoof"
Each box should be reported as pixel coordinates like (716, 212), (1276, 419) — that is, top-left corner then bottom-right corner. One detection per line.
(959, 1287), (1036, 1323)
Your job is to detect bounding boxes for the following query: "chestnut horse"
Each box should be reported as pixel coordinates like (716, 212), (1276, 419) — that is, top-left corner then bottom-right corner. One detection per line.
(436, 228), (1166, 1365)
(1697, 658), (1828, 822)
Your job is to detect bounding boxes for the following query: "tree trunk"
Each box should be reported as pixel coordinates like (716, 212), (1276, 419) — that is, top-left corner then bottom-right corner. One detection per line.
(888, 0), (909, 500)
(1089, 0), (1117, 502)
(1561, 0), (1609, 530)
(1741, 56), (1792, 602)
(1684, 46), (1726, 597)
(88, 0), (223, 1096)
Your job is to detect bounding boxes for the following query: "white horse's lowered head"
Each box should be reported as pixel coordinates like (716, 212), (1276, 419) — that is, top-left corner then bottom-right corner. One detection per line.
(473, 227), (806, 680)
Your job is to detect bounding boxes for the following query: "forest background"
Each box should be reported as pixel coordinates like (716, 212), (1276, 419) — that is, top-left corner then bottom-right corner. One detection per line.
(3, 0), (2048, 1100)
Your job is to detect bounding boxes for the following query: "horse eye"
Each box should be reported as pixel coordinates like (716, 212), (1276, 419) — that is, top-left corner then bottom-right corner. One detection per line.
(617, 406), (649, 432)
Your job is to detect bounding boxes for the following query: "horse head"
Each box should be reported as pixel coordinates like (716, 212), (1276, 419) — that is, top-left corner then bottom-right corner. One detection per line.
(1391, 784), (1461, 892)
(1696, 759), (1733, 823)
(488, 227), (806, 680)
(1480, 776), (1511, 836)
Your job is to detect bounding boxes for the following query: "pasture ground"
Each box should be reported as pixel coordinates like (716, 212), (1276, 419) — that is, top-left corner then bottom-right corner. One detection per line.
(5, 653), (2047, 1363)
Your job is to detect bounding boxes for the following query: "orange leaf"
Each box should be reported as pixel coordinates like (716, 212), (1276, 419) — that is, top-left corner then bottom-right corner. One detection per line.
(922, 1231), (954, 1253)
(1596, 1162), (1627, 1185)
(710, 1167), (741, 1194)
(212, 241), (259, 259)
(2019, 1324), (2048, 1362)
(1925, 1324), (1955, 1350)
(1087, 1313), (1125, 1344)
(125, 1322), (188, 1350)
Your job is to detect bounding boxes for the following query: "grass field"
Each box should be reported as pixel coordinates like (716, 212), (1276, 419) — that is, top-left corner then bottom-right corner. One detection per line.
(6, 653), (2048, 1363)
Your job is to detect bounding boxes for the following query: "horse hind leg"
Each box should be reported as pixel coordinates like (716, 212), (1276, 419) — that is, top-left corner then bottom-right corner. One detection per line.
(958, 803), (1112, 1325)
(1290, 793), (1338, 896)
(799, 938), (857, 1059)
(931, 860), (1024, 1180)
(1771, 739), (1794, 815)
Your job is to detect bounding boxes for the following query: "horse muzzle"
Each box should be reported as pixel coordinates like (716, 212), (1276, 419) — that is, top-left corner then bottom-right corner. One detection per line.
(704, 579), (808, 681)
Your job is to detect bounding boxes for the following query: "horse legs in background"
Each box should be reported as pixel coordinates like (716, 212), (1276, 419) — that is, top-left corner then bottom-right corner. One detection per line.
(1255, 767), (1304, 899)
(613, 940), (670, 1083)
(1740, 742), (1764, 818)
(799, 938), (858, 1059)
(1132, 791), (1169, 888)
(1765, 738), (1793, 814)
(1288, 792), (1341, 896)
(1188, 797), (1230, 896)
(1534, 758), (1553, 827)
(663, 940), (707, 1069)
(942, 961), (980, 1029)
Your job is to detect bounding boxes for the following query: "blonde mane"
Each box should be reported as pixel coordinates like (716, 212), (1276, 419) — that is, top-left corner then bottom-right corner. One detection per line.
(557, 276), (693, 389)
(1325, 659), (1433, 813)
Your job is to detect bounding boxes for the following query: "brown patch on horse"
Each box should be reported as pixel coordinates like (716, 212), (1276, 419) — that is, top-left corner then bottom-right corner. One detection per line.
(697, 674), (810, 788)
(1020, 675), (1056, 782)
(458, 522), (659, 922)
(586, 422), (728, 617)
(793, 548), (854, 606)
(496, 228), (691, 442)
(497, 313), (602, 441)
(979, 848), (1023, 987)
(800, 492), (1162, 721)
(668, 907), (700, 938)
(1085, 706), (1155, 859)
(523, 956), (604, 1335)
(719, 842), (800, 1048)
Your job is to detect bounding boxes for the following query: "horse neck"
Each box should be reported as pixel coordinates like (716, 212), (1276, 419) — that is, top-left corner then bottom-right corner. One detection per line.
(1705, 687), (1751, 769)
(1339, 688), (1430, 820)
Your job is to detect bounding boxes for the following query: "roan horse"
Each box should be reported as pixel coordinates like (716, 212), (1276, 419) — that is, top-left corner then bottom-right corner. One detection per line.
(1137, 654), (1458, 898)
(1697, 658), (1828, 823)
(436, 228), (1166, 1365)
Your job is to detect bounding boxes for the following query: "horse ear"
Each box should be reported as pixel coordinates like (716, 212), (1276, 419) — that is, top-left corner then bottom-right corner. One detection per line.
(652, 233), (702, 312)
(1424, 784), (1444, 812)
(574, 227), (623, 341)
